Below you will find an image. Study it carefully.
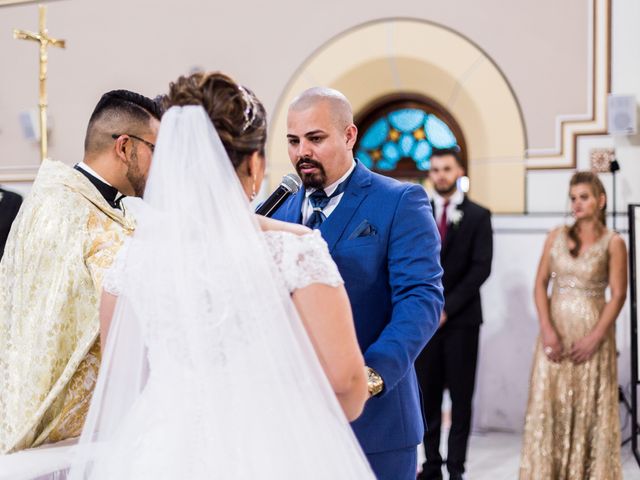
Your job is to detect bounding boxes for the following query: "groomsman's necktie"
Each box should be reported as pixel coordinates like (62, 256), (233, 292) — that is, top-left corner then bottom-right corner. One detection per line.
(305, 179), (349, 230)
(438, 200), (449, 241)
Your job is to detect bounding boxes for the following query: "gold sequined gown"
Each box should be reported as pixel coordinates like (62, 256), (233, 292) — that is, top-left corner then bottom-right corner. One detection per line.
(520, 227), (621, 480)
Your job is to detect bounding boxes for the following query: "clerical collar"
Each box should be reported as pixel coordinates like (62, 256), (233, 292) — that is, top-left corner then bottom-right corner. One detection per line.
(305, 160), (356, 198)
(433, 188), (464, 208)
(74, 163), (125, 209)
(77, 162), (111, 186)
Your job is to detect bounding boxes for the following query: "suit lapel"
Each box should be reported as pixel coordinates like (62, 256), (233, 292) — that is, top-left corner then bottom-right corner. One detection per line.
(443, 222), (456, 255)
(443, 196), (467, 255)
(285, 187), (305, 224)
(320, 162), (371, 253)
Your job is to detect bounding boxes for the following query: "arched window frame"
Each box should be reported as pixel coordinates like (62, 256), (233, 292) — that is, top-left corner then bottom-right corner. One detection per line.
(354, 93), (467, 179)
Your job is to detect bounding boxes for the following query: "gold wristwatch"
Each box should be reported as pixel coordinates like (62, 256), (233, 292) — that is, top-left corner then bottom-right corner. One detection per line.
(366, 366), (384, 397)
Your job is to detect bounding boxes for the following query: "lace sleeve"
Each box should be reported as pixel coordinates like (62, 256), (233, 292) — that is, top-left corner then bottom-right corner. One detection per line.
(102, 240), (130, 296)
(264, 230), (344, 293)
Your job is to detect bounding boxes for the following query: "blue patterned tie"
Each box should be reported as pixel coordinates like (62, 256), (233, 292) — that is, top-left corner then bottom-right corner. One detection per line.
(305, 179), (349, 230)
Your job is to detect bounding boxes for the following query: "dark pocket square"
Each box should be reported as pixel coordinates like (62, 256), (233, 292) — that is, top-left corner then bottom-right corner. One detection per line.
(348, 220), (377, 240)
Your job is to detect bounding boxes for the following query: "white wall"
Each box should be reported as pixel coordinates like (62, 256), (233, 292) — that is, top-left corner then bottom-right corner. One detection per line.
(474, 215), (632, 435)
(1, 182), (31, 197)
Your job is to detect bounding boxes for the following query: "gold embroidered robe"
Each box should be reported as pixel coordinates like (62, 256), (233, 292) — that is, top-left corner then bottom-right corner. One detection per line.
(0, 159), (134, 453)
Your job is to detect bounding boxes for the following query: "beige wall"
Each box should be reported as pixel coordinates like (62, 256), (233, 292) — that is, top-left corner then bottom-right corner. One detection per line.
(1, 0), (590, 183)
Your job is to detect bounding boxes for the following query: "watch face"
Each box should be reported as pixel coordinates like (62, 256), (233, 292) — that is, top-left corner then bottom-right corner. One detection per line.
(366, 368), (383, 396)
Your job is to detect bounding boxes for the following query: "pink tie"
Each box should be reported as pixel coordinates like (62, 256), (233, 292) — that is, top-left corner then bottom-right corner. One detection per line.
(438, 200), (449, 241)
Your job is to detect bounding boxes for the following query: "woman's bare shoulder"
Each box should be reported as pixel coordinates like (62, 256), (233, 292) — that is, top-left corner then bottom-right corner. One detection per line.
(543, 225), (564, 248)
(255, 215), (311, 236)
(608, 230), (627, 253)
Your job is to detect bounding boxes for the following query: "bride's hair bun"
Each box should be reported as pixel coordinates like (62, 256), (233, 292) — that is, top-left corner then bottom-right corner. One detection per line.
(166, 72), (267, 170)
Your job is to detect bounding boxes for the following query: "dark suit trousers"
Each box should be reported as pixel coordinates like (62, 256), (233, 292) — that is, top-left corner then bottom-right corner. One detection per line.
(415, 324), (479, 477)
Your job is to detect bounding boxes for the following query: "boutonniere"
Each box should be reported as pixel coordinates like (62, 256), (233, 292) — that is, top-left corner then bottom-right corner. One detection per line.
(450, 208), (463, 228)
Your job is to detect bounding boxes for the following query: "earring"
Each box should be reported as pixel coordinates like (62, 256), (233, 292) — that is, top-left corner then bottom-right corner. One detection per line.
(250, 176), (257, 201)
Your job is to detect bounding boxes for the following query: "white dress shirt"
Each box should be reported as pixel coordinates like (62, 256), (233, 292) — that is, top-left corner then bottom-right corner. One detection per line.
(433, 188), (464, 226)
(301, 161), (356, 225)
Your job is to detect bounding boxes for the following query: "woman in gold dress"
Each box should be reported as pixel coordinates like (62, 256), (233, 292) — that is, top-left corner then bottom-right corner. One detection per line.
(520, 171), (628, 480)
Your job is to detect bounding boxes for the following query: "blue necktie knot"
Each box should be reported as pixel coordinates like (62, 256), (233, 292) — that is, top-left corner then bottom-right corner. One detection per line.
(305, 178), (350, 230)
(309, 189), (331, 210)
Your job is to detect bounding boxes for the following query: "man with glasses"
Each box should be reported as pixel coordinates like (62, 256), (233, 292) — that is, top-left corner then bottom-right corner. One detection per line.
(0, 90), (162, 453)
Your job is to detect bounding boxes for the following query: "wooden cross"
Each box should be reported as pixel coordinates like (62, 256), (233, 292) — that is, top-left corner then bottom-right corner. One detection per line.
(13, 4), (66, 161)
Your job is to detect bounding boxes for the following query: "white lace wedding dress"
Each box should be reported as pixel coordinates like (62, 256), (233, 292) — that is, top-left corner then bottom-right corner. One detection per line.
(85, 230), (368, 480)
(105, 229), (342, 298)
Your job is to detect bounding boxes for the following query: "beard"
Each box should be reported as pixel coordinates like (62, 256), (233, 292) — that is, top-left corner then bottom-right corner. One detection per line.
(434, 179), (457, 196)
(127, 149), (147, 197)
(295, 157), (327, 190)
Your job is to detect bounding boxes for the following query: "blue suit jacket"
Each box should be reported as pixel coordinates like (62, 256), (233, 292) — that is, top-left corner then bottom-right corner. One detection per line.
(272, 162), (443, 454)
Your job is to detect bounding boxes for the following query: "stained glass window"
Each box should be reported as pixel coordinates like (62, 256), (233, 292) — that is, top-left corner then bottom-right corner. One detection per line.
(354, 95), (466, 179)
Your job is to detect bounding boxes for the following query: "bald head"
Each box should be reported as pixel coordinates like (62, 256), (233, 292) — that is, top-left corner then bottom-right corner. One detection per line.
(286, 87), (358, 189)
(289, 87), (353, 130)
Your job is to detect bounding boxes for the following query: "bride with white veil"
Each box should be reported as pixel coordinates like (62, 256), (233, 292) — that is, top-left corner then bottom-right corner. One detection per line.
(0, 73), (374, 479)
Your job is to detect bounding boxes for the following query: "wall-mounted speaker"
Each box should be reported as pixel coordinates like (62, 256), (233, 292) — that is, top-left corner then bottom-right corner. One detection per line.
(18, 110), (53, 143)
(19, 110), (39, 142)
(607, 94), (637, 135)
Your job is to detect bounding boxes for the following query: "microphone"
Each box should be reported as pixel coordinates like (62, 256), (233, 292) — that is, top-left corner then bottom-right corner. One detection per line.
(255, 173), (302, 217)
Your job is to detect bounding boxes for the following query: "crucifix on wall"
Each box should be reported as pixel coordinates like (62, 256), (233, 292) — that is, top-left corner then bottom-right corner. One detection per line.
(8, 1), (66, 162)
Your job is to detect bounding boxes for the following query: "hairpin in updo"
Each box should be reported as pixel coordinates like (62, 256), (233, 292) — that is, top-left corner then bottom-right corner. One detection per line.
(238, 85), (257, 132)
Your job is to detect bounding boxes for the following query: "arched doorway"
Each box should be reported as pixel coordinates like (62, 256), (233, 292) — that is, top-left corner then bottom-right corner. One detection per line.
(267, 18), (526, 213)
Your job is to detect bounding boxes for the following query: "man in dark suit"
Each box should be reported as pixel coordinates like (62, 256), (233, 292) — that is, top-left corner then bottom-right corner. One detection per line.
(416, 148), (493, 480)
(272, 87), (443, 480)
(0, 187), (23, 260)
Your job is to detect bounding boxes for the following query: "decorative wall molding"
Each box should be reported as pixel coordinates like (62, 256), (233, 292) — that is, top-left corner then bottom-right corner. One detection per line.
(0, 164), (40, 182)
(526, 0), (611, 169)
(0, 0), (61, 8)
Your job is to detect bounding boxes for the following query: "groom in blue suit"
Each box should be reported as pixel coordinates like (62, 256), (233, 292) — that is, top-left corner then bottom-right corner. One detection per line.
(272, 88), (443, 480)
